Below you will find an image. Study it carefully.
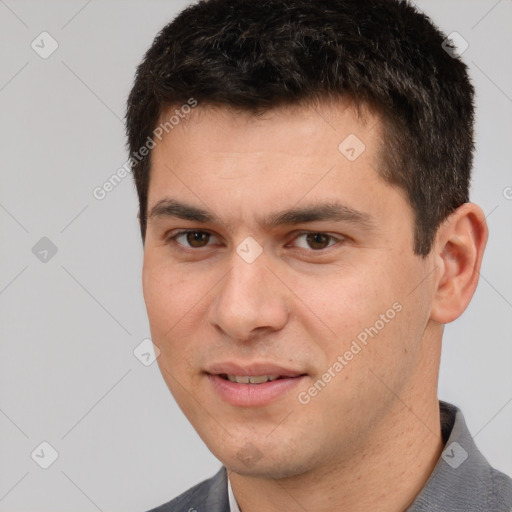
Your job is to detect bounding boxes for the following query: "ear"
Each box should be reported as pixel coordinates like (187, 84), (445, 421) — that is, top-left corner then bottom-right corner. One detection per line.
(430, 203), (488, 324)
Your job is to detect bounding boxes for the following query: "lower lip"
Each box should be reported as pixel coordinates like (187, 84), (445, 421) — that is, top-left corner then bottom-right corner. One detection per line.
(208, 374), (306, 407)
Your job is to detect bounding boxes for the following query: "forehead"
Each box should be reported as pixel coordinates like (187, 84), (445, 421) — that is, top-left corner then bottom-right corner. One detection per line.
(146, 100), (409, 232)
(159, 98), (377, 144)
(150, 100), (382, 178)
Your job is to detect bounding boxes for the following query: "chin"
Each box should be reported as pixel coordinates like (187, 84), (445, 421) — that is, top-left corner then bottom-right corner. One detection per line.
(214, 440), (320, 480)
(226, 457), (318, 480)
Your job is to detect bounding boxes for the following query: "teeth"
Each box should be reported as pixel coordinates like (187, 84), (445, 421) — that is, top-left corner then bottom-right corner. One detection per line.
(226, 375), (280, 384)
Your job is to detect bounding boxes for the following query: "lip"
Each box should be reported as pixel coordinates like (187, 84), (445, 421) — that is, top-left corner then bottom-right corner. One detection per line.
(205, 361), (307, 407)
(206, 362), (304, 378)
(207, 374), (306, 407)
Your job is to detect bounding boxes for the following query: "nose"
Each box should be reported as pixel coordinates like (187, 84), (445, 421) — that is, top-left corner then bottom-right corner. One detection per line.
(208, 250), (290, 342)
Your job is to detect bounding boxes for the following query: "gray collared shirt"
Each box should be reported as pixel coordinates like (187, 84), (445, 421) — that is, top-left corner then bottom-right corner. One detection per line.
(148, 401), (512, 511)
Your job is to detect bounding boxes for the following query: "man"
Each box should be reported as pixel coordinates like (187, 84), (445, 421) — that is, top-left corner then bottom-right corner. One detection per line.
(125, 0), (512, 510)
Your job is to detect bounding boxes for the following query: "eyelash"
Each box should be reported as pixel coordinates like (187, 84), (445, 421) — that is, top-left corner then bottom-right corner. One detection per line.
(166, 230), (345, 252)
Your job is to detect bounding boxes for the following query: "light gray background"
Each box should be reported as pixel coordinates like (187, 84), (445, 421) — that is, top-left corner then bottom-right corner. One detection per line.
(0, 0), (511, 510)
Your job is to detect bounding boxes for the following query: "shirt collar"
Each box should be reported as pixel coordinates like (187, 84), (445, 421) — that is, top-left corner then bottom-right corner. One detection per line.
(407, 400), (498, 510)
(227, 474), (241, 512)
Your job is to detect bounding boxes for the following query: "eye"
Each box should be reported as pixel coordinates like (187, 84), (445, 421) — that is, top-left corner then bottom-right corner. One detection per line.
(290, 232), (343, 251)
(166, 230), (344, 252)
(168, 230), (219, 248)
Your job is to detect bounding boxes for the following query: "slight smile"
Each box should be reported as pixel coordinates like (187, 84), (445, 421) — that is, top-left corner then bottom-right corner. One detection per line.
(205, 362), (308, 407)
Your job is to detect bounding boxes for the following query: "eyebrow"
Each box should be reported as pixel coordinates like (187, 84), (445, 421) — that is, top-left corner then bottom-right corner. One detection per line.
(147, 198), (375, 230)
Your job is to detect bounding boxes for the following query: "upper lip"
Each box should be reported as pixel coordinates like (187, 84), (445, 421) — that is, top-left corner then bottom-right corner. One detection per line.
(206, 362), (306, 378)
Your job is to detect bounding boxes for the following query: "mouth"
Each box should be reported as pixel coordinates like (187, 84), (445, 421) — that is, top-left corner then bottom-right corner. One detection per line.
(219, 374), (286, 384)
(206, 363), (308, 407)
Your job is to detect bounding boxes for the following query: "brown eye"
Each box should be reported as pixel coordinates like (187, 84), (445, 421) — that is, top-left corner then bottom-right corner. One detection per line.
(290, 232), (342, 251)
(168, 229), (222, 250)
(185, 231), (211, 248)
(305, 233), (331, 250)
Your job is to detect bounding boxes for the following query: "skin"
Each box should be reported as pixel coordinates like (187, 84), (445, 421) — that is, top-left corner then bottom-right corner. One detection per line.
(142, 99), (488, 512)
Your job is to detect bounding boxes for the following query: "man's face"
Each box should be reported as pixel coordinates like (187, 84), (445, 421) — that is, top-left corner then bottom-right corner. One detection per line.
(143, 101), (438, 478)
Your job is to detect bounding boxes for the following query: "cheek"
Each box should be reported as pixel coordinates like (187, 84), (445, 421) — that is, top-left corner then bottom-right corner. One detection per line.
(142, 259), (222, 380)
(302, 258), (426, 390)
(142, 255), (194, 324)
(292, 266), (401, 354)
(142, 260), (194, 359)
(143, 262), (172, 333)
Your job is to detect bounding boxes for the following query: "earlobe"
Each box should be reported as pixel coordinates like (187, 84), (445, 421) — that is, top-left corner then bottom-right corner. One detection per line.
(430, 203), (488, 324)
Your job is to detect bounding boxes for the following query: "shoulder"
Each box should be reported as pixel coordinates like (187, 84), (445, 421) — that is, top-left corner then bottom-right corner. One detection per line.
(146, 467), (229, 512)
(489, 466), (512, 510)
(408, 402), (512, 511)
